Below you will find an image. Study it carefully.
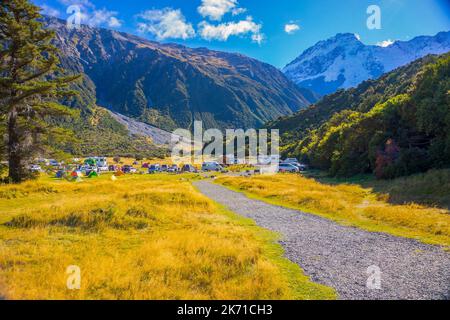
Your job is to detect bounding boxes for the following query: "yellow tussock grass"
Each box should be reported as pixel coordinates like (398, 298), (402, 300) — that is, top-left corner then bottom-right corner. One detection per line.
(216, 174), (450, 246)
(0, 174), (335, 300)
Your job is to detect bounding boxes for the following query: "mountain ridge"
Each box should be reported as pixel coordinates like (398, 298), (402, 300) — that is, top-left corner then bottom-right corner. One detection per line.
(45, 17), (312, 131)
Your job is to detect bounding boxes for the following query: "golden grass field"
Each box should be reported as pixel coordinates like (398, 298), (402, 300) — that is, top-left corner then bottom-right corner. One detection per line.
(0, 173), (335, 300)
(304, 169), (450, 210)
(216, 173), (450, 247)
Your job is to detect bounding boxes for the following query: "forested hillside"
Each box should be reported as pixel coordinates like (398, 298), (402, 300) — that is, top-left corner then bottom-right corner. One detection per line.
(269, 53), (450, 178)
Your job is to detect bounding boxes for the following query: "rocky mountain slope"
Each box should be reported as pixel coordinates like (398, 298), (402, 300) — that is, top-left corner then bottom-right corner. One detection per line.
(283, 31), (450, 96)
(45, 17), (311, 131)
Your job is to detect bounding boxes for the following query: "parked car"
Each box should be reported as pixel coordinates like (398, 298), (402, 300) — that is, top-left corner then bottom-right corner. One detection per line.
(284, 158), (299, 164)
(281, 158), (308, 171)
(168, 165), (179, 173)
(202, 162), (224, 172)
(49, 159), (60, 167)
(37, 158), (48, 164)
(181, 164), (197, 173)
(29, 164), (42, 172)
(98, 165), (109, 172)
(287, 162), (307, 172)
(123, 165), (137, 174)
(82, 166), (98, 175)
(148, 164), (161, 174)
(278, 163), (300, 173)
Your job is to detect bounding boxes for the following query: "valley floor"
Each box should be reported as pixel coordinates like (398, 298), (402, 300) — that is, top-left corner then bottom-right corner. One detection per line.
(195, 180), (450, 300)
(1, 171), (449, 300)
(0, 173), (333, 300)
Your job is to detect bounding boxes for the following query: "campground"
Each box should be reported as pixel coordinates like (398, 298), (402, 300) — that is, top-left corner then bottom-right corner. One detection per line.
(0, 172), (335, 300)
(0, 163), (449, 299)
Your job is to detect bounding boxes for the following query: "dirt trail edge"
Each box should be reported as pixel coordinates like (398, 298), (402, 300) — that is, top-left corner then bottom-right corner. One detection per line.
(194, 180), (450, 300)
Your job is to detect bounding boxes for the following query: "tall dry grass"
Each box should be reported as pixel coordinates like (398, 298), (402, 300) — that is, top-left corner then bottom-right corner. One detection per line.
(216, 174), (450, 246)
(0, 174), (334, 300)
(361, 169), (450, 209)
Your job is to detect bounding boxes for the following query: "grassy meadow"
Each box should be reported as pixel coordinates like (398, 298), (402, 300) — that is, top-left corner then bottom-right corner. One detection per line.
(216, 172), (450, 247)
(0, 173), (335, 300)
(303, 169), (450, 210)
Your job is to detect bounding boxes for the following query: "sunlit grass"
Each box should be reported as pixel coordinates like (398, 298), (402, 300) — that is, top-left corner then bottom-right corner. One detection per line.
(216, 174), (450, 247)
(304, 169), (450, 210)
(0, 173), (335, 300)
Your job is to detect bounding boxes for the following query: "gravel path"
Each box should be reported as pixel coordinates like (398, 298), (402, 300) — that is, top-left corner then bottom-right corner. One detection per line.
(194, 180), (450, 300)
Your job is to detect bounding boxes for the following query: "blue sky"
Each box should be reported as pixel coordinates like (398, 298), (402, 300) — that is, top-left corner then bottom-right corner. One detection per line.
(34, 0), (450, 68)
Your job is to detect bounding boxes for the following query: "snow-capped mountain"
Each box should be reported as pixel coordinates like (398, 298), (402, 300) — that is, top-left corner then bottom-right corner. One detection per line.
(283, 31), (450, 96)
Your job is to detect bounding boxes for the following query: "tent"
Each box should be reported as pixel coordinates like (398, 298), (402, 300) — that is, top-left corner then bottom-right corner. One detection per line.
(84, 158), (97, 166)
(114, 170), (125, 176)
(88, 171), (98, 178)
(71, 171), (82, 178)
(55, 170), (65, 179)
(142, 163), (149, 169)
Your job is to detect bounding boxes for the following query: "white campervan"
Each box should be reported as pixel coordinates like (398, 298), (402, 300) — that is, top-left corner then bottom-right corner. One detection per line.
(202, 162), (224, 172)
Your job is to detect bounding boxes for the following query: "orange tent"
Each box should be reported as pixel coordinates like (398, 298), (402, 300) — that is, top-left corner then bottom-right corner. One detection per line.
(114, 170), (125, 176)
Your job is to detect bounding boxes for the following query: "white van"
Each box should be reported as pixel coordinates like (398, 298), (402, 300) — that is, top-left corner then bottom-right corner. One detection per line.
(90, 157), (109, 171)
(202, 162), (224, 172)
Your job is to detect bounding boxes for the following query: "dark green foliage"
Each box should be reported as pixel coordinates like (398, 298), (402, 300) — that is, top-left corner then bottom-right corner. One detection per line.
(138, 108), (178, 132)
(60, 107), (168, 158)
(271, 53), (450, 179)
(0, 0), (80, 182)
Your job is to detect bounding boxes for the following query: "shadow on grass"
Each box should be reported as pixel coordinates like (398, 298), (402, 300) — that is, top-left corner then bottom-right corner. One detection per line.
(304, 169), (450, 210)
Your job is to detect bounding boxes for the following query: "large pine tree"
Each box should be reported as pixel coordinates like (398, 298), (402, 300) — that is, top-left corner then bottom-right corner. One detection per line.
(0, 0), (79, 183)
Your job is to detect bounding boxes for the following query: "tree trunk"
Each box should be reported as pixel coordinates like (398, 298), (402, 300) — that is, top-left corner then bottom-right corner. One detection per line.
(7, 107), (23, 183)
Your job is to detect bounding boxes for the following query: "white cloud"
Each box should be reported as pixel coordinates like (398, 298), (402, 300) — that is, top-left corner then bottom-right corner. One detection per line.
(377, 39), (395, 47)
(58, 0), (95, 9)
(284, 23), (300, 35)
(40, 4), (60, 17)
(88, 9), (122, 28)
(198, 0), (238, 21)
(108, 16), (122, 28)
(137, 8), (195, 40)
(58, 0), (122, 28)
(198, 16), (264, 44)
(231, 7), (247, 16)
